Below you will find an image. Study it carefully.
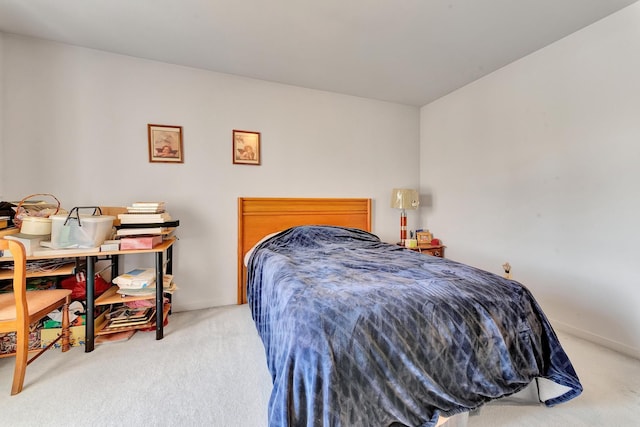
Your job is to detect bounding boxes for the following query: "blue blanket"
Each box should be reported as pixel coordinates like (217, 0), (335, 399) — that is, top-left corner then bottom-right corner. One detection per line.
(247, 226), (582, 426)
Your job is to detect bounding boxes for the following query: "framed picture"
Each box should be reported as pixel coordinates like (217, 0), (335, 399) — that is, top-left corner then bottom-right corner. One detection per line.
(148, 124), (184, 163)
(233, 129), (261, 165)
(416, 231), (433, 244)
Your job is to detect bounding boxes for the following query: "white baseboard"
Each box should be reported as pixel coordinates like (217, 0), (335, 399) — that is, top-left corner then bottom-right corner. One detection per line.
(171, 299), (236, 313)
(551, 317), (640, 360)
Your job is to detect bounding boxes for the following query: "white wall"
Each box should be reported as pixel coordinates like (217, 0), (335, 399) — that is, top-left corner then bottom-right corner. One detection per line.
(6, 5), (637, 359)
(0, 34), (420, 310)
(420, 4), (640, 357)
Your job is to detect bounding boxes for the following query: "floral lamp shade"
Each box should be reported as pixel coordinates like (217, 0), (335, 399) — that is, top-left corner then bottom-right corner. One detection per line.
(390, 188), (420, 210)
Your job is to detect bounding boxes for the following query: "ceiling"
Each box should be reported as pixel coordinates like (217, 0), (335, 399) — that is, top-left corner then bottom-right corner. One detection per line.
(0, 0), (637, 106)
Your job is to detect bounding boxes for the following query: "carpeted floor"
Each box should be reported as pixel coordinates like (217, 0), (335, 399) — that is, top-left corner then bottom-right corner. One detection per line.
(0, 304), (638, 426)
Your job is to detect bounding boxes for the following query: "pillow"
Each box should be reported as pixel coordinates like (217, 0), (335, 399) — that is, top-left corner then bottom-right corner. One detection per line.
(243, 232), (280, 266)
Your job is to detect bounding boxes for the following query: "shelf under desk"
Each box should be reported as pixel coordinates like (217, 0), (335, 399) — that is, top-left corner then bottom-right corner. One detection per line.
(0, 237), (176, 352)
(0, 261), (76, 281)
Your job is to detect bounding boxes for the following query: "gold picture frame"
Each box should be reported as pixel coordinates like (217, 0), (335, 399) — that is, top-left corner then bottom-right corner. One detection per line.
(233, 129), (261, 165)
(148, 124), (184, 163)
(416, 231), (433, 244)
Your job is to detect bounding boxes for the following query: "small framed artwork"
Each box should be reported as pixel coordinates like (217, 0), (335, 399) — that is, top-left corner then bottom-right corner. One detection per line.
(416, 231), (433, 244)
(233, 129), (261, 165)
(148, 124), (184, 163)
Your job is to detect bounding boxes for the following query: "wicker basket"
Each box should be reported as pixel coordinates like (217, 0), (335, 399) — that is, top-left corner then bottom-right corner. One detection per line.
(13, 193), (61, 230)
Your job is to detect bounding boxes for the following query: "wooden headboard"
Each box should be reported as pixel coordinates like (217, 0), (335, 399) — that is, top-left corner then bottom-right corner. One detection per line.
(237, 197), (372, 304)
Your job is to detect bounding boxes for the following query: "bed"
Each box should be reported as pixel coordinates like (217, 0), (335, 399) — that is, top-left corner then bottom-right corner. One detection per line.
(237, 197), (371, 304)
(238, 198), (582, 427)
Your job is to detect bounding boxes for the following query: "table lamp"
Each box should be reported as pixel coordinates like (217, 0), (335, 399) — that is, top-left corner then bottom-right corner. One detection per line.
(390, 188), (419, 244)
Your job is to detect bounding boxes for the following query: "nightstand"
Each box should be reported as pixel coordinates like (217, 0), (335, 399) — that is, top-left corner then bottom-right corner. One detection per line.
(400, 244), (445, 258)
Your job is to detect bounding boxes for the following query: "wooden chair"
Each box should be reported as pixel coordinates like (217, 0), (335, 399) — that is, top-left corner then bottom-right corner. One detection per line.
(0, 239), (72, 395)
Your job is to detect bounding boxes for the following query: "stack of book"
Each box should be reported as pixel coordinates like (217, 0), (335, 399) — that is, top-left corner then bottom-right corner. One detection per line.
(103, 306), (156, 330)
(125, 201), (166, 214)
(112, 268), (176, 297)
(116, 202), (179, 249)
(113, 267), (156, 288)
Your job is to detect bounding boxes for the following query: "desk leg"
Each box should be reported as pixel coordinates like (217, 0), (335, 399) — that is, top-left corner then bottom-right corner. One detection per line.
(111, 254), (119, 283)
(166, 244), (173, 313)
(155, 251), (164, 340)
(85, 255), (96, 352)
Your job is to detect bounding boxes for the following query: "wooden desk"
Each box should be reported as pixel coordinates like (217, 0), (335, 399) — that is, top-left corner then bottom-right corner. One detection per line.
(1, 238), (175, 352)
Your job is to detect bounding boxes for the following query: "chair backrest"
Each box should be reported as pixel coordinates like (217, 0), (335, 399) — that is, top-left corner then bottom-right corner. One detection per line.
(99, 206), (127, 226)
(0, 239), (28, 326)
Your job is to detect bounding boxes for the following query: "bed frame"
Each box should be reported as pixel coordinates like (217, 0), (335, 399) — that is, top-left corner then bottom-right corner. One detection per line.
(237, 197), (372, 304)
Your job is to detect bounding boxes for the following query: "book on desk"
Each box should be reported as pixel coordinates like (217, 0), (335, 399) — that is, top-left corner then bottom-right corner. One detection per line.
(125, 202), (166, 213)
(115, 274), (174, 297)
(104, 307), (156, 329)
(112, 268), (156, 289)
(118, 235), (163, 250)
(117, 212), (172, 224)
(115, 220), (179, 237)
(108, 306), (154, 322)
